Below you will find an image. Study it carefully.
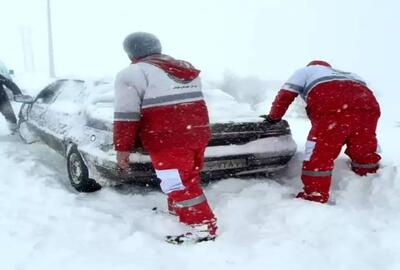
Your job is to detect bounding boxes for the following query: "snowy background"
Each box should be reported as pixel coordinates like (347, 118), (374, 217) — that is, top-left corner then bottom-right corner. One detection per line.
(1, 0), (400, 269)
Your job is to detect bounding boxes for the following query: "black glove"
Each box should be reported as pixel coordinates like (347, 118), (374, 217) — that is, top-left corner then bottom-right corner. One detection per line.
(259, 114), (281, 125)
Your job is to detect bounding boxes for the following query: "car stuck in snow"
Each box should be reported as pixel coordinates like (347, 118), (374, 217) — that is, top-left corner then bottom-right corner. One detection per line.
(17, 79), (296, 192)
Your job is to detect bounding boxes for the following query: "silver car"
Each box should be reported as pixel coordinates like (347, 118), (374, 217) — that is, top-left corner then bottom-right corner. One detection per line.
(17, 79), (297, 192)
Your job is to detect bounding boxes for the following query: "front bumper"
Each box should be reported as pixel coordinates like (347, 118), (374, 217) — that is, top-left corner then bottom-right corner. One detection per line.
(89, 151), (294, 186)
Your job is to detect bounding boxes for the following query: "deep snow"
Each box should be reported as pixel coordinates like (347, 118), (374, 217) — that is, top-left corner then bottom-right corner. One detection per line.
(1, 76), (400, 270)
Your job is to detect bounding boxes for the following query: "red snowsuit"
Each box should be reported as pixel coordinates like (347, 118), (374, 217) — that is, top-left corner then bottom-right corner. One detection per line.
(113, 54), (217, 234)
(268, 61), (381, 203)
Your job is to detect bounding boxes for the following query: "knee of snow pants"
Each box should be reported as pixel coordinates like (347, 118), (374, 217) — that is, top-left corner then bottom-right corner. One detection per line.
(344, 111), (381, 176)
(150, 147), (217, 230)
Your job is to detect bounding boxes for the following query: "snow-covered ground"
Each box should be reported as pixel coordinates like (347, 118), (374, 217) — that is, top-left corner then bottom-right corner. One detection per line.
(1, 76), (400, 270)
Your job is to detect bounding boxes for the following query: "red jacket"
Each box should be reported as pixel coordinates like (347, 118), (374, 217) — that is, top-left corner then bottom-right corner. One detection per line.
(269, 65), (380, 121)
(113, 54), (211, 153)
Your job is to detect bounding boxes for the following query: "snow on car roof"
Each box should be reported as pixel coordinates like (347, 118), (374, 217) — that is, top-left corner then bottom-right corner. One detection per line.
(86, 82), (262, 124)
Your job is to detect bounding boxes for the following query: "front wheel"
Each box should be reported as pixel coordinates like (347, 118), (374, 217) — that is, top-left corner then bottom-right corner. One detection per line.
(67, 146), (101, 192)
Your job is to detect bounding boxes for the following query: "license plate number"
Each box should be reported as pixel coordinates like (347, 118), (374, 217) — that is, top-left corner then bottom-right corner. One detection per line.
(203, 159), (247, 171)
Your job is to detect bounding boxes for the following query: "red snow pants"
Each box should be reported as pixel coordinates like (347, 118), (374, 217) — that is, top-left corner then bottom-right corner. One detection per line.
(300, 110), (381, 202)
(150, 146), (217, 235)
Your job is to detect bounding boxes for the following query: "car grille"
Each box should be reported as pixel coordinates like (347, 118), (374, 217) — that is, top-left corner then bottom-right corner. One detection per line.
(209, 120), (291, 146)
(93, 120), (291, 150)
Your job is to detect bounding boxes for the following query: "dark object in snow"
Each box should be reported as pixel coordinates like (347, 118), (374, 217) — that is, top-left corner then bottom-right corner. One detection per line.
(17, 79), (296, 192)
(151, 206), (177, 216)
(165, 233), (216, 245)
(165, 223), (217, 245)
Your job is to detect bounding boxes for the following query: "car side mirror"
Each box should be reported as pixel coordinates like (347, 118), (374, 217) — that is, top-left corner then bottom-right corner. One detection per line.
(14, 94), (34, 103)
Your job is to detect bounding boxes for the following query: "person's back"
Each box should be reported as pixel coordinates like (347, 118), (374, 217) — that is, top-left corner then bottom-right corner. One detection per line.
(115, 55), (211, 153)
(267, 60), (381, 203)
(113, 32), (217, 244)
(286, 64), (380, 119)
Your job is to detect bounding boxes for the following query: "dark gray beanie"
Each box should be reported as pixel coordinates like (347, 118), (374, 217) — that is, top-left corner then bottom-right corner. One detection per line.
(123, 32), (162, 59)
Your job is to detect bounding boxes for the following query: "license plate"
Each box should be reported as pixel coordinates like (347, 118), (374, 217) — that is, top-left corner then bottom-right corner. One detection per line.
(203, 159), (247, 171)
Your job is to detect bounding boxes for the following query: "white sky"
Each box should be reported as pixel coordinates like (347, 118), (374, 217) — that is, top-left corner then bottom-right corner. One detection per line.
(1, 0), (399, 89)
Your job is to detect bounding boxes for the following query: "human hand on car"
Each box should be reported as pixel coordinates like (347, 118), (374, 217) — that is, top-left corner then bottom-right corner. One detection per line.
(259, 114), (281, 125)
(117, 151), (130, 170)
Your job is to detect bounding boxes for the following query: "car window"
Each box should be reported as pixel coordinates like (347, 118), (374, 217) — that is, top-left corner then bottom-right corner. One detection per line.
(52, 80), (86, 103)
(85, 83), (114, 122)
(35, 80), (66, 104)
(49, 80), (86, 114)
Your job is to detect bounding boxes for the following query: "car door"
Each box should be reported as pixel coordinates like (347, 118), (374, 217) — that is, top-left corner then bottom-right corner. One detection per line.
(41, 80), (87, 155)
(27, 80), (86, 155)
(27, 80), (66, 146)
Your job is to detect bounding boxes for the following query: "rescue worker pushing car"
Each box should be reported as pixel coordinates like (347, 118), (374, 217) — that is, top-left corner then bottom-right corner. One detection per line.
(113, 32), (217, 244)
(0, 61), (23, 134)
(265, 60), (381, 203)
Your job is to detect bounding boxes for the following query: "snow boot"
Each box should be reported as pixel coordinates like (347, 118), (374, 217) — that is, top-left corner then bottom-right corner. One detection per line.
(296, 191), (329, 203)
(165, 223), (217, 245)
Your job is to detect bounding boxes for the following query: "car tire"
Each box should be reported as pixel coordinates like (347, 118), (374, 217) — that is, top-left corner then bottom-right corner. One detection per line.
(17, 120), (38, 144)
(67, 146), (101, 193)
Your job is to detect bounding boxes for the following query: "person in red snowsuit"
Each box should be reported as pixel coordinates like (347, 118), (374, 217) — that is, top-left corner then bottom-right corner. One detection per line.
(113, 32), (217, 243)
(266, 60), (381, 203)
